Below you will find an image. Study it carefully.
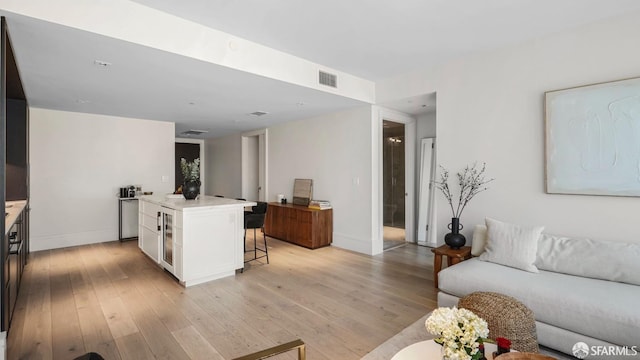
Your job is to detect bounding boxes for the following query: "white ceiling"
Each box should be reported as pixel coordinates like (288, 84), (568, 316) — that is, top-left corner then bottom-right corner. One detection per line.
(4, 1), (640, 138)
(4, 13), (367, 138)
(131, 0), (640, 80)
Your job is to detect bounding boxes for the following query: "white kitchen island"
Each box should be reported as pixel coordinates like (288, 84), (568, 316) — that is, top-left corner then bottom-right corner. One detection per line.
(138, 195), (256, 287)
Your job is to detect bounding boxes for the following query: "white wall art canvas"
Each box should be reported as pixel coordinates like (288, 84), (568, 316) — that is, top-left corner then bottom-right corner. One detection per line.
(545, 77), (640, 196)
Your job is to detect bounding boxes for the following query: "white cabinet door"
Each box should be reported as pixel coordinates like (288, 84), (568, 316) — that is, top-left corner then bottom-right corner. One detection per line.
(174, 241), (183, 281)
(174, 216), (183, 281)
(139, 200), (162, 263)
(140, 225), (160, 262)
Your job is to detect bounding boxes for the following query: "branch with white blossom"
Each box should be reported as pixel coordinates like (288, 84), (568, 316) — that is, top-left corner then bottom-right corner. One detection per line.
(433, 162), (493, 219)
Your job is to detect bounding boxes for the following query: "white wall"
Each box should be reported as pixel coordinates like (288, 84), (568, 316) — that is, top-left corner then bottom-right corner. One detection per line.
(29, 108), (175, 251)
(416, 111), (436, 139)
(376, 11), (640, 245)
(205, 107), (376, 254)
(268, 106), (375, 254)
(204, 133), (242, 198)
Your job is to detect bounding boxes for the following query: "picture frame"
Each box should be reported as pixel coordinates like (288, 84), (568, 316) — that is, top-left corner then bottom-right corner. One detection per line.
(545, 76), (640, 197)
(292, 178), (313, 206)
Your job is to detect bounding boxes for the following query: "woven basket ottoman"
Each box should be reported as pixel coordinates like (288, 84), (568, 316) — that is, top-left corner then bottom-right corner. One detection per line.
(458, 291), (539, 353)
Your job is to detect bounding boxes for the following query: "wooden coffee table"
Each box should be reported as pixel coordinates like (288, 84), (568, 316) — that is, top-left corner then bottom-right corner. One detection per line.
(431, 245), (472, 288)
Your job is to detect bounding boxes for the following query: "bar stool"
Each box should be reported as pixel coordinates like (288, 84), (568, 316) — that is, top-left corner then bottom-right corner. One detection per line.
(244, 202), (269, 266)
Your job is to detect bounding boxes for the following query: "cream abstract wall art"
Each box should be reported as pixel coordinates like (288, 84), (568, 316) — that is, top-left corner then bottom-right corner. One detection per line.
(545, 77), (640, 196)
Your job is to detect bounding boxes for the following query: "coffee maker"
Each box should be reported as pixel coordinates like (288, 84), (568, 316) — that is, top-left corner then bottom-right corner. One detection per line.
(119, 186), (136, 198)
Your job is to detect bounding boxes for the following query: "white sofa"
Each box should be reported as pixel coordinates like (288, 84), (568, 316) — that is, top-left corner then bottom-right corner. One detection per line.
(437, 223), (640, 359)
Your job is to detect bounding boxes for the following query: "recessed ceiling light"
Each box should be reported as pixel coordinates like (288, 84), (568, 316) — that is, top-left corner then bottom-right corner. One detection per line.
(249, 111), (269, 117)
(296, 102), (305, 106)
(93, 60), (112, 67)
(76, 99), (90, 104)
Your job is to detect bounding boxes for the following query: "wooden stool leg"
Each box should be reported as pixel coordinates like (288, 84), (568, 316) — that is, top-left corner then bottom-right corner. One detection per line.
(433, 255), (442, 288)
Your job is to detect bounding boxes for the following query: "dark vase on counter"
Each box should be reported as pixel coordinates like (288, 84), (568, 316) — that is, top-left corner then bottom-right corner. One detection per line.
(183, 180), (200, 200)
(444, 217), (466, 249)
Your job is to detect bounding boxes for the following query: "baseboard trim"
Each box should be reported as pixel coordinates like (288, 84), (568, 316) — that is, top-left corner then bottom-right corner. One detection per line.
(332, 232), (372, 255)
(31, 229), (117, 251)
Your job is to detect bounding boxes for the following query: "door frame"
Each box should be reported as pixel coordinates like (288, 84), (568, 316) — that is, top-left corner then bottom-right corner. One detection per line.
(374, 107), (416, 255)
(241, 128), (268, 201)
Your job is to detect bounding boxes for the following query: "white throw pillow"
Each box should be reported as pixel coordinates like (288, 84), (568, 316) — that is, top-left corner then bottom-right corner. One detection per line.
(478, 218), (544, 273)
(471, 224), (488, 256)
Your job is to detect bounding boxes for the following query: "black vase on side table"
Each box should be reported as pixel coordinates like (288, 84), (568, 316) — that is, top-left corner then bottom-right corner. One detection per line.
(182, 180), (200, 200)
(444, 217), (466, 249)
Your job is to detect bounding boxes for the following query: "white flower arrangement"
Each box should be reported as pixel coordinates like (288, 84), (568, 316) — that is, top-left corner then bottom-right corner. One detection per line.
(425, 307), (489, 360)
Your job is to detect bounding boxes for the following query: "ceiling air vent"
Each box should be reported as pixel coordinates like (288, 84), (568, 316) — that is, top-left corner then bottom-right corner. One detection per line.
(319, 70), (337, 88)
(180, 129), (208, 136)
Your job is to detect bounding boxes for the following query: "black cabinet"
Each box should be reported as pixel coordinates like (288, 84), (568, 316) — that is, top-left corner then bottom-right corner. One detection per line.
(6, 99), (28, 201)
(3, 208), (28, 330)
(2, 16), (30, 333)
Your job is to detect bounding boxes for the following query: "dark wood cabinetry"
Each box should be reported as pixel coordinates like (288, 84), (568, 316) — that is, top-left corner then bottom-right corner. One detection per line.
(3, 203), (28, 330)
(2, 17), (30, 334)
(264, 203), (332, 249)
(6, 99), (28, 201)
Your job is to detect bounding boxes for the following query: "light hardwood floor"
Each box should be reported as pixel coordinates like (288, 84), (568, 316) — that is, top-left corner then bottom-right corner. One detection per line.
(7, 233), (437, 360)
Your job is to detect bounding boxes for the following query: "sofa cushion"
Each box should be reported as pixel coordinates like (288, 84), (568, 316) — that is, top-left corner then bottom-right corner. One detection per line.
(471, 224), (488, 257)
(438, 258), (640, 347)
(535, 234), (640, 286)
(478, 218), (543, 273)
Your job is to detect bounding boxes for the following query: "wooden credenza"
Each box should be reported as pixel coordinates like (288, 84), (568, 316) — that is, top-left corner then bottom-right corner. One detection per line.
(264, 202), (332, 249)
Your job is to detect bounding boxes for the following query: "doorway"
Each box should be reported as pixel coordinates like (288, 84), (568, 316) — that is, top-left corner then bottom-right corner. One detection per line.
(241, 129), (268, 202)
(383, 120), (406, 250)
(244, 136), (259, 201)
(175, 142), (200, 193)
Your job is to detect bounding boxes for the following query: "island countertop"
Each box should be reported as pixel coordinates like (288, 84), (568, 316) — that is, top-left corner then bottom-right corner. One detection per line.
(138, 194), (256, 210)
(5, 200), (27, 235)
